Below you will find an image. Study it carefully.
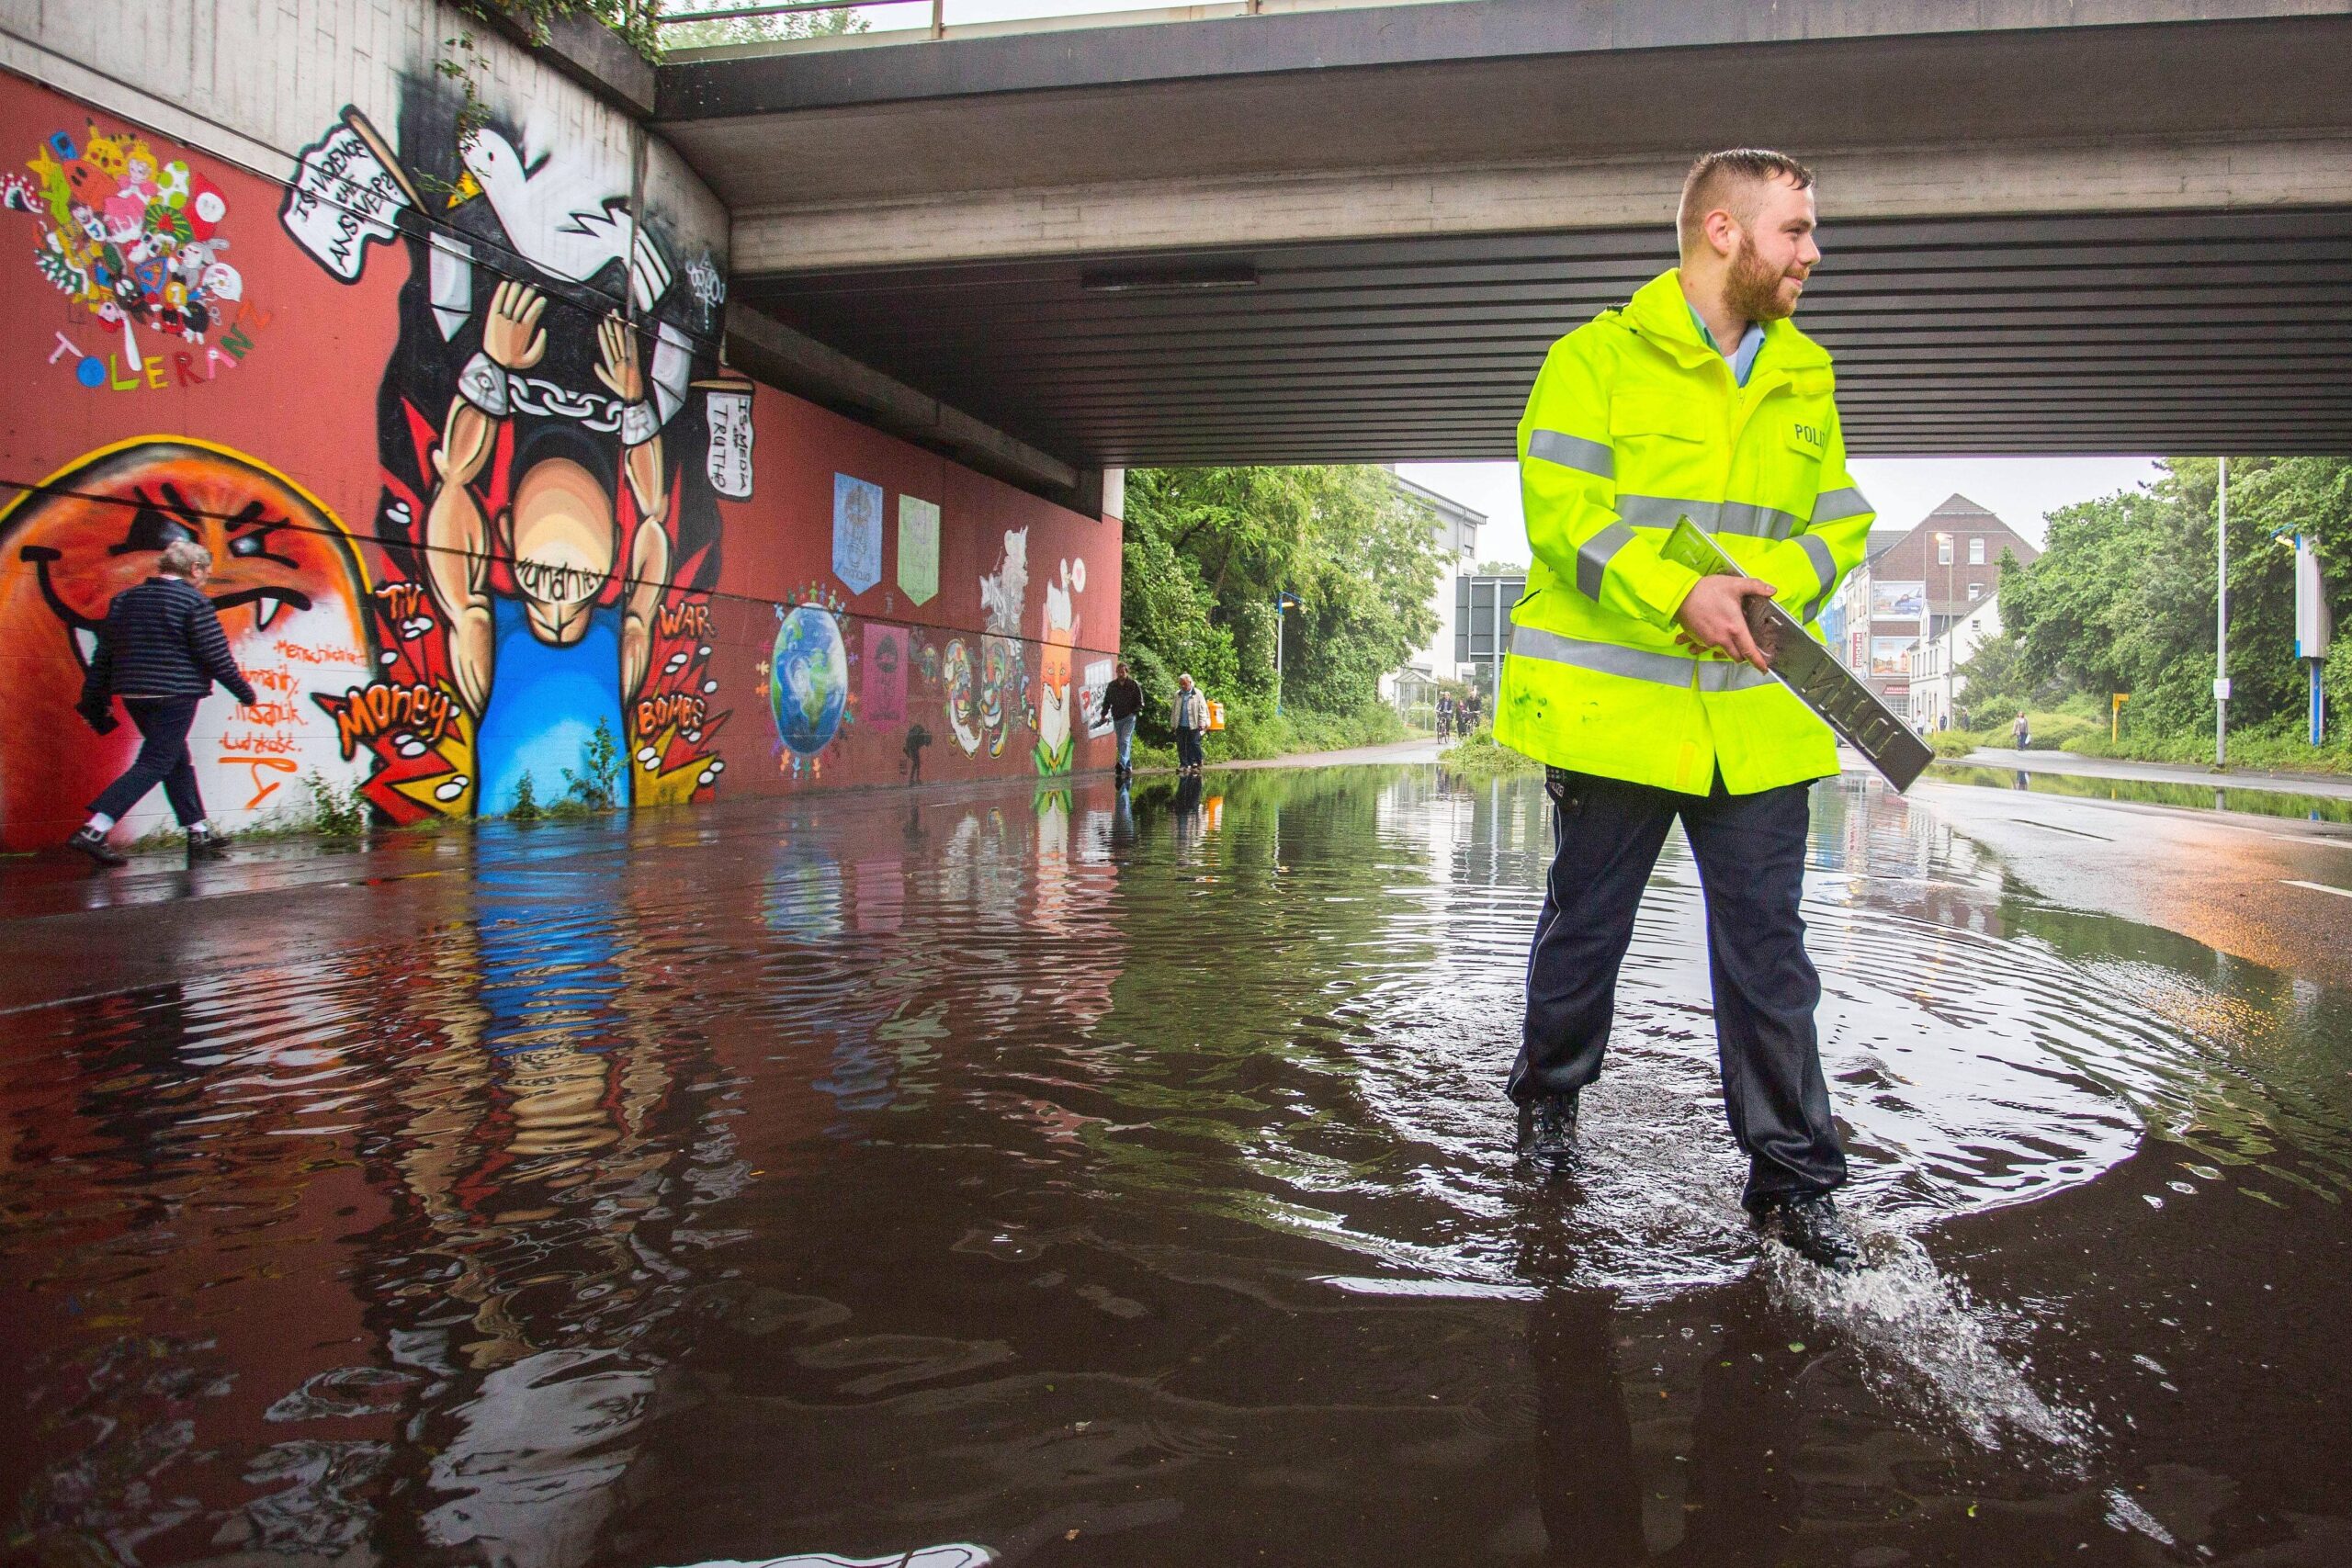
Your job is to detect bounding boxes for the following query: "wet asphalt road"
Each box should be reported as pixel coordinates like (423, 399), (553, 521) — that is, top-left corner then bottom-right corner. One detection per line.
(1, 761), (2347, 1568)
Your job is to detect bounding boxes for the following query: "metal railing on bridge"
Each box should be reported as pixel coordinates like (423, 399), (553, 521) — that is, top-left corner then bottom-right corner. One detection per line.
(654, 0), (1443, 53)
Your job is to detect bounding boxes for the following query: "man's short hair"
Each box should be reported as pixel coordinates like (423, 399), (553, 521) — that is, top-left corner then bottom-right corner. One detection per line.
(158, 539), (212, 577)
(1677, 149), (1815, 260)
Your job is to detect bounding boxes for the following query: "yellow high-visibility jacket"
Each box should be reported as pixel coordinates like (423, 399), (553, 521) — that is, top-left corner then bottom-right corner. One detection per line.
(1495, 268), (1876, 795)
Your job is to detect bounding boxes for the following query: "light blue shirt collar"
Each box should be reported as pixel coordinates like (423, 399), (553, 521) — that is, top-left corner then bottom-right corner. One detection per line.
(1688, 302), (1767, 387)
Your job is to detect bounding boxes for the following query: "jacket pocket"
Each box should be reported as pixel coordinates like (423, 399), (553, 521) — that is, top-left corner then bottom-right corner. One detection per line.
(1610, 392), (1711, 443)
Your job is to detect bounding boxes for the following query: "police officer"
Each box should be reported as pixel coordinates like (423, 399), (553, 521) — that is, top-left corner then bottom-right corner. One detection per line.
(1495, 150), (1875, 1269)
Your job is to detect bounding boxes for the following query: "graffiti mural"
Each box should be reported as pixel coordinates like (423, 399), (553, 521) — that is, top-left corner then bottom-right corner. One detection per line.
(279, 102), (732, 818)
(768, 591), (851, 777)
(0, 69), (1121, 848)
(6, 118), (266, 392)
(947, 527), (1031, 759)
(0, 439), (372, 847)
(1035, 556), (1084, 775)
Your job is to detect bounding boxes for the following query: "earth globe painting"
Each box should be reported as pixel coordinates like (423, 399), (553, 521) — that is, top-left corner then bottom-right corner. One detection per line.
(771, 604), (849, 758)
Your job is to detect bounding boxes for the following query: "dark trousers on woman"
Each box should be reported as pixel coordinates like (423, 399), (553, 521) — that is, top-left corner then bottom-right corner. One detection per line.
(1175, 727), (1204, 770)
(89, 696), (207, 826)
(1510, 766), (1846, 1207)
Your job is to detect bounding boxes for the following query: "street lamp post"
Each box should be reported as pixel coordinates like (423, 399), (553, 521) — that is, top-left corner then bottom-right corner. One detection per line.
(2217, 457), (2230, 767)
(1273, 591), (1301, 715)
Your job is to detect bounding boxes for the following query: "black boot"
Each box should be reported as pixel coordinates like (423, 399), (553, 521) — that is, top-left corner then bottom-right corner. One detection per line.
(1520, 1090), (1579, 1169)
(68, 827), (126, 867)
(1752, 1191), (1860, 1272)
(186, 829), (232, 861)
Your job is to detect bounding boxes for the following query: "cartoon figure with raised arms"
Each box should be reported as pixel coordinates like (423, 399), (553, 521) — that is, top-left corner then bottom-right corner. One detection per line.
(424, 279), (673, 812)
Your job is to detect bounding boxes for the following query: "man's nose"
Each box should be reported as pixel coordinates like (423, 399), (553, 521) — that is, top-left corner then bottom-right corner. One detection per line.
(1800, 234), (1823, 268)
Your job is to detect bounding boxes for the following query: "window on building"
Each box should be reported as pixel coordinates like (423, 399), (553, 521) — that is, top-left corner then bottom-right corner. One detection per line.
(1969, 537), (1986, 565)
(1938, 536), (1953, 565)
(1969, 583), (1984, 601)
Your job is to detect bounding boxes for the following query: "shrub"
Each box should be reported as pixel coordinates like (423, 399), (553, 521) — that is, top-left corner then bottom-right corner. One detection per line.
(509, 772), (542, 822)
(1440, 725), (1543, 781)
(302, 770), (369, 837)
(559, 719), (623, 812)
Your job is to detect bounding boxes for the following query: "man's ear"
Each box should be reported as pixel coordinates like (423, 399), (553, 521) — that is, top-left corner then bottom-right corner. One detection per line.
(1703, 208), (1743, 260)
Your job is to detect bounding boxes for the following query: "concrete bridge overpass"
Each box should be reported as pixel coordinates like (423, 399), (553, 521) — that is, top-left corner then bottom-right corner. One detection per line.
(657, 0), (2352, 475)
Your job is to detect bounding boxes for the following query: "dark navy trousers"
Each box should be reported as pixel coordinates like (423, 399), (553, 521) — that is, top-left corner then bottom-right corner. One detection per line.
(90, 696), (208, 827)
(1511, 767), (1846, 1205)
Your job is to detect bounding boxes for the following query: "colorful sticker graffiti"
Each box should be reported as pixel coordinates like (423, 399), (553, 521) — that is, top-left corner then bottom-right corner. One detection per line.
(771, 600), (849, 768)
(5, 120), (268, 390)
(0, 439), (373, 849)
(862, 621), (907, 726)
(833, 473), (883, 595)
(897, 494), (939, 605)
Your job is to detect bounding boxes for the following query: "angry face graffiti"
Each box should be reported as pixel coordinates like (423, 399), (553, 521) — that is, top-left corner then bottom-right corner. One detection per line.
(0, 439), (373, 847)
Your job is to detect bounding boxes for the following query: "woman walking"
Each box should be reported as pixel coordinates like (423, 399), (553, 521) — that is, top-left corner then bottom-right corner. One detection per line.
(70, 539), (258, 866)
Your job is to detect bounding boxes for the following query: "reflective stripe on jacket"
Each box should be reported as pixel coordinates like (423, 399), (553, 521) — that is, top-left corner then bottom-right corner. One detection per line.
(1494, 268), (1875, 795)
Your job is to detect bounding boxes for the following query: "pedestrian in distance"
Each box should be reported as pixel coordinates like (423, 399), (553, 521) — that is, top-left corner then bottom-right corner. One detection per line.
(1171, 672), (1209, 776)
(1099, 660), (1145, 781)
(1496, 148), (1875, 1270)
(903, 721), (932, 785)
(1437, 692), (1455, 740)
(2012, 711), (2030, 750)
(70, 538), (259, 867)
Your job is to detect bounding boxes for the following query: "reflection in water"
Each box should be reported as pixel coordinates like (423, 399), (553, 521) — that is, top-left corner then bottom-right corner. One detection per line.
(3, 768), (2349, 1565)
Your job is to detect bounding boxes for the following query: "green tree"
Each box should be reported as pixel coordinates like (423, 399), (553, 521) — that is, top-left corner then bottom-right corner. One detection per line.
(1119, 467), (1445, 738)
(659, 2), (866, 50)
(2002, 457), (2352, 742)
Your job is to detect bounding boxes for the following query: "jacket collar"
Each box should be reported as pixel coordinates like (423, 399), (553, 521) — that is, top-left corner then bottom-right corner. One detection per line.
(1619, 268), (1830, 375)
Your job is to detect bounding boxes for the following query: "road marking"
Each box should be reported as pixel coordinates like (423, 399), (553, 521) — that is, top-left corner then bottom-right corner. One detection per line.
(2281, 879), (2352, 899)
(2019, 819), (2113, 841)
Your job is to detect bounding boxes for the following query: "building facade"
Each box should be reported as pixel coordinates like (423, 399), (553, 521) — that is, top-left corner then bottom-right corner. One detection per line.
(1828, 494), (2040, 719)
(1381, 472), (1485, 715)
(1910, 592), (2007, 732)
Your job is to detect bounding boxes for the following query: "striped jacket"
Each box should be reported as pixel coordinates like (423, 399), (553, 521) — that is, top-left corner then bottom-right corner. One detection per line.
(81, 578), (257, 707)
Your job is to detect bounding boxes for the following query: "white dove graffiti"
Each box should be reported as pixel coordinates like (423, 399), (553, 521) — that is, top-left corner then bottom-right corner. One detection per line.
(458, 126), (673, 311)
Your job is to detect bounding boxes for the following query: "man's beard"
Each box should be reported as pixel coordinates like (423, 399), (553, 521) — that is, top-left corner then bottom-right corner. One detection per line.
(1724, 231), (1802, 322)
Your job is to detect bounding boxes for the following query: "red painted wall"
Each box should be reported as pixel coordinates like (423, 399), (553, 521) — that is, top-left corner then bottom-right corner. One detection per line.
(0, 72), (1120, 850)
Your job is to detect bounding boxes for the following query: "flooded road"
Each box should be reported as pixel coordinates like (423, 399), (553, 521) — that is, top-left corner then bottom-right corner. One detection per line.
(3, 766), (2348, 1567)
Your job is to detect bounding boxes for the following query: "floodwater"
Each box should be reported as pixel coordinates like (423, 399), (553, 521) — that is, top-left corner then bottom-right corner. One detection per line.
(3, 767), (2348, 1567)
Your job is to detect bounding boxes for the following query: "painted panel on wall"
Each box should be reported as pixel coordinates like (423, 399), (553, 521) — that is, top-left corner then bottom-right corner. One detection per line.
(0, 73), (1119, 850)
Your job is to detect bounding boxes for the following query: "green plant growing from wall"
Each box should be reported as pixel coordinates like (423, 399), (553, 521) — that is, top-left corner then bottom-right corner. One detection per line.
(559, 719), (625, 814)
(303, 772), (370, 838)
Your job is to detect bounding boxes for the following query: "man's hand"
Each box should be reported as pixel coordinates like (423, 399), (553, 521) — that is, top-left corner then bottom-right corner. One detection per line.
(1673, 574), (1779, 671)
(483, 279), (548, 372)
(594, 313), (643, 403)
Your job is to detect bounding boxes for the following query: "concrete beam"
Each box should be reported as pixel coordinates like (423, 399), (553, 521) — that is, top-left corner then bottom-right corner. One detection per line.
(724, 302), (1081, 499)
(731, 133), (2352, 274)
(660, 0), (2352, 120)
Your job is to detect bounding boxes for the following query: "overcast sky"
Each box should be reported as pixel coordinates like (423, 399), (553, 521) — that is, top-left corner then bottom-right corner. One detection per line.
(1396, 457), (2165, 568)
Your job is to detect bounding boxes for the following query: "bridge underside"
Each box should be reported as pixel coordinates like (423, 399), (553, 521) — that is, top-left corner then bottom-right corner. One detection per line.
(738, 205), (2352, 467)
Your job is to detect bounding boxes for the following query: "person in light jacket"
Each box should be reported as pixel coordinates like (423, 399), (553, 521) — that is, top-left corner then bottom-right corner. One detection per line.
(70, 538), (259, 866)
(1171, 673), (1208, 777)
